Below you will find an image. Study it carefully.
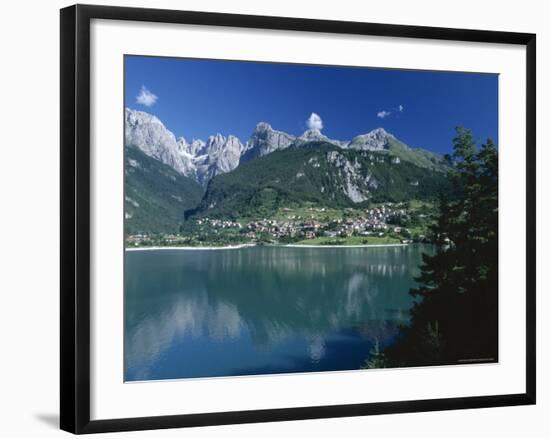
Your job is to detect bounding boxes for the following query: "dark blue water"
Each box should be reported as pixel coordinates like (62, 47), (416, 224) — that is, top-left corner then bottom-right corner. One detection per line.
(124, 245), (430, 381)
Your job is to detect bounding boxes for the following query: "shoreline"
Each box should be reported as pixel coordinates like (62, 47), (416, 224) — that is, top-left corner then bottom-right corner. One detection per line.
(126, 242), (410, 251)
(125, 243), (257, 251)
(277, 243), (409, 249)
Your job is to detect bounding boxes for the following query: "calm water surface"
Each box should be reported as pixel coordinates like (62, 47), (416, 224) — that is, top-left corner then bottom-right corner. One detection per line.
(124, 245), (431, 381)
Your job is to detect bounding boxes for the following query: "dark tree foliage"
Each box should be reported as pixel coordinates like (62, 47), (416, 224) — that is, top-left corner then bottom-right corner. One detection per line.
(385, 127), (498, 367)
(124, 146), (204, 234)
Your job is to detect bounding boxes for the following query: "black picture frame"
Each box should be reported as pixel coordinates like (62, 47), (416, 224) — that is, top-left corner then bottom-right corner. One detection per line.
(60, 4), (536, 434)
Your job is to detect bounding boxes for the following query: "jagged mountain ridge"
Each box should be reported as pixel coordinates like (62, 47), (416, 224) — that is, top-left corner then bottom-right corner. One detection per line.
(124, 108), (446, 186)
(191, 134), (244, 186)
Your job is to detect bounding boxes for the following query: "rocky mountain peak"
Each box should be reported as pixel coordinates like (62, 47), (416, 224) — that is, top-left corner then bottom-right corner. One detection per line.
(347, 127), (396, 151)
(371, 127), (391, 136)
(241, 122), (296, 163)
(125, 107), (162, 127)
(296, 128), (349, 148)
(207, 133), (226, 145)
(125, 108), (197, 178)
(299, 128), (327, 142)
(254, 122), (273, 132)
(125, 108), (442, 188)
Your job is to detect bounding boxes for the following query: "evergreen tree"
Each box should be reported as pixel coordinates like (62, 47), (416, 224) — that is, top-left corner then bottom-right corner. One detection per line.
(385, 127), (498, 367)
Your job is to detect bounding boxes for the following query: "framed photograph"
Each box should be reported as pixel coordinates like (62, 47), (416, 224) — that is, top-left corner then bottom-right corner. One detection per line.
(60, 4), (536, 434)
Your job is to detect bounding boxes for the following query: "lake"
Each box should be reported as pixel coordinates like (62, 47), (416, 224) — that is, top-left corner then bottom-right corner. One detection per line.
(124, 244), (431, 381)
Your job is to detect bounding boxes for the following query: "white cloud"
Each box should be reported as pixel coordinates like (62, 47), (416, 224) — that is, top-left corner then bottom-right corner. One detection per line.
(136, 85), (158, 107)
(306, 113), (323, 130)
(377, 105), (403, 119)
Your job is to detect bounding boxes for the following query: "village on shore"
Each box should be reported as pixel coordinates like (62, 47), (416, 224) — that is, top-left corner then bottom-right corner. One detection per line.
(126, 201), (435, 249)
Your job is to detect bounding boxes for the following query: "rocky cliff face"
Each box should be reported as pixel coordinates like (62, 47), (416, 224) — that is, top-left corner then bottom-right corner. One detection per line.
(125, 108), (197, 179)
(194, 134), (244, 185)
(125, 108), (243, 185)
(347, 128), (395, 151)
(240, 122), (296, 162)
(177, 137), (206, 157)
(326, 150), (375, 203)
(125, 108), (443, 186)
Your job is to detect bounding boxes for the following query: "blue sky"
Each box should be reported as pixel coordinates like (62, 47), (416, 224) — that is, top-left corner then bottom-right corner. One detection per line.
(125, 55), (498, 154)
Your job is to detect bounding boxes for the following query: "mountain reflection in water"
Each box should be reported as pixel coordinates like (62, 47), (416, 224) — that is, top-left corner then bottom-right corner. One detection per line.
(124, 245), (431, 381)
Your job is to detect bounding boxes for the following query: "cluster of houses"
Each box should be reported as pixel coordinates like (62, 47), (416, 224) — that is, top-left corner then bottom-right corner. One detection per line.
(126, 233), (184, 246)
(195, 218), (243, 229)
(126, 233), (150, 246)
(125, 203), (423, 246)
(194, 203), (413, 242)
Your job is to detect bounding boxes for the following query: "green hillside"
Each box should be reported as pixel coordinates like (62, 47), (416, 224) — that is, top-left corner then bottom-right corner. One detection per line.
(387, 137), (447, 171)
(125, 146), (203, 234)
(189, 143), (449, 220)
